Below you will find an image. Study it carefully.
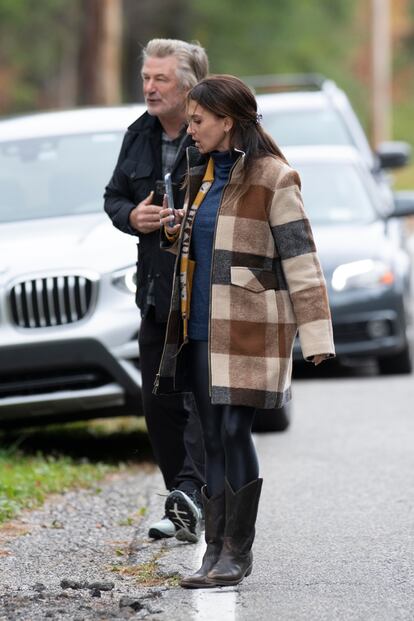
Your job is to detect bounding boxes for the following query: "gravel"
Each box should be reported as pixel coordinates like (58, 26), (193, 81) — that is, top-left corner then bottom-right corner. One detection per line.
(0, 465), (199, 620)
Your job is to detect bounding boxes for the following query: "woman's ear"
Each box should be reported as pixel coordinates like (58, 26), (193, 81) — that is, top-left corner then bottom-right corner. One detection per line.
(223, 116), (234, 133)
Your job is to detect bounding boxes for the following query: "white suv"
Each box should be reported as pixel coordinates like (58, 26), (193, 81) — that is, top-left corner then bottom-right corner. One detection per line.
(0, 105), (145, 427)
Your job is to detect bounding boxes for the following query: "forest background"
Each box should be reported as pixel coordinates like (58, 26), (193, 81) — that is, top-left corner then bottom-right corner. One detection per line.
(0, 0), (413, 188)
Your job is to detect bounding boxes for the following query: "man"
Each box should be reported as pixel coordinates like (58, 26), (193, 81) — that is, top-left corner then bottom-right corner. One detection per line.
(104, 39), (208, 542)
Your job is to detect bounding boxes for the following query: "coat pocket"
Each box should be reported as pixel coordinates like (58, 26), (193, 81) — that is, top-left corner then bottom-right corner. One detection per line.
(230, 266), (278, 293)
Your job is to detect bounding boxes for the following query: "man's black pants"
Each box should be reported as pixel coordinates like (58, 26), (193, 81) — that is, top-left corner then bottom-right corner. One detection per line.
(138, 308), (205, 495)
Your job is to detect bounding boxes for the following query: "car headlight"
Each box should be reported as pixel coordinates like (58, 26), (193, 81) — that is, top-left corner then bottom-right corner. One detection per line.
(112, 266), (136, 294)
(331, 259), (394, 292)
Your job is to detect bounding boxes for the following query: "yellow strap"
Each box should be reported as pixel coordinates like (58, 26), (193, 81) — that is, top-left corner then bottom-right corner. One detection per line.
(180, 157), (215, 340)
(163, 158), (214, 242)
(203, 156), (215, 182)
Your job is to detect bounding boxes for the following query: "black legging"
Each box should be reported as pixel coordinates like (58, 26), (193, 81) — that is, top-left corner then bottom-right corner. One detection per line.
(187, 340), (259, 497)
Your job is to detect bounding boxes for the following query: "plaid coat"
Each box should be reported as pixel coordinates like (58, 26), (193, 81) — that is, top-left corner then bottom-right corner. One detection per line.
(154, 147), (335, 409)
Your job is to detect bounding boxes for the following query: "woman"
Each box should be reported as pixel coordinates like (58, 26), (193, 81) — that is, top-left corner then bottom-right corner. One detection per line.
(155, 75), (335, 588)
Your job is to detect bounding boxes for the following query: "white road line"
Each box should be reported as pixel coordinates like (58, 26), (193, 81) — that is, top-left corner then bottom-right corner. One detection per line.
(192, 435), (258, 618)
(192, 542), (237, 621)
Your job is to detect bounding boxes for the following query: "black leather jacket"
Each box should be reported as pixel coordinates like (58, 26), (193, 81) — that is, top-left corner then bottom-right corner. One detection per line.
(104, 112), (192, 322)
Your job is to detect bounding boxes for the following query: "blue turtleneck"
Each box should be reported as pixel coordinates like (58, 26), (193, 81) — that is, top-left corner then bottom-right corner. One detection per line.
(188, 150), (235, 341)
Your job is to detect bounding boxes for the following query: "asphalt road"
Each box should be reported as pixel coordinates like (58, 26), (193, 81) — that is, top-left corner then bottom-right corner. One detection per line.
(161, 365), (414, 621)
(249, 369), (414, 620)
(1, 364), (413, 620)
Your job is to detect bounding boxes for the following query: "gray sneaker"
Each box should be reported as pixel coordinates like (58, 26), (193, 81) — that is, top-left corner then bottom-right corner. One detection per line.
(165, 490), (202, 543)
(148, 515), (177, 539)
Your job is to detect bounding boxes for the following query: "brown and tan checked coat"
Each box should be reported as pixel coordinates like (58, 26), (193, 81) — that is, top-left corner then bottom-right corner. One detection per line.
(154, 147), (335, 409)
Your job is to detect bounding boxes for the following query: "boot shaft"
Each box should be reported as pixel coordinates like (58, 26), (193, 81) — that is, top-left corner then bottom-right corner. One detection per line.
(201, 486), (225, 545)
(224, 478), (263, 543)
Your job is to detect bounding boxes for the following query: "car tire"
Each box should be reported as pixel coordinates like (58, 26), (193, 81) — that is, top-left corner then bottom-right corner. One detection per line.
(253, 403), (292, 433)
(377, 345), (413, 375)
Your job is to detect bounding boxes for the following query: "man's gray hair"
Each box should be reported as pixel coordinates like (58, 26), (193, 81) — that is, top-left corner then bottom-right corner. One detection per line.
(142, 39), (209, 90)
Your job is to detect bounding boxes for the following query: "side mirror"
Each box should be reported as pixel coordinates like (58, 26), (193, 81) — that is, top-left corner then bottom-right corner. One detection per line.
(376, 141), (411, 169)
(390, 190), (414, 218)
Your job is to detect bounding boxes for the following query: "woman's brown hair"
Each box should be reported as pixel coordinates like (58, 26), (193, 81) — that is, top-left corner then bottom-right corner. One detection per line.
(187, 74), (287, 181)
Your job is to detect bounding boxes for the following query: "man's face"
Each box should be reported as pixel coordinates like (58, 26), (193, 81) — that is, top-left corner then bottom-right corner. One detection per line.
(141, 55), (186, 120)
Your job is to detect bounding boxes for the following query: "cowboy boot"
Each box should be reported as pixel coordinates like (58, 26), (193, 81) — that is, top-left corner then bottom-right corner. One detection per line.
(207, 478), (262, 587)
(180, 486), (225, 588)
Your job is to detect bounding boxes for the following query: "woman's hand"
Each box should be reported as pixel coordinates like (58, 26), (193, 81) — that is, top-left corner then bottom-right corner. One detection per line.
(159, 194), (184, 235)
(312, 354), (329, 366)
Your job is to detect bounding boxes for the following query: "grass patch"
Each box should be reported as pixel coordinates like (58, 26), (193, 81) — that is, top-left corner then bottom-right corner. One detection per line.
(0, 447), (115, 524)
(0, 416), (153, 464)
(0, 416), (154, 525)
(111, 549), (181, 588)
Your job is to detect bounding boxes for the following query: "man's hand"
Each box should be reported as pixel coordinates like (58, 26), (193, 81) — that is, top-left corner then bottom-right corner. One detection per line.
(128, 191), (162, 234)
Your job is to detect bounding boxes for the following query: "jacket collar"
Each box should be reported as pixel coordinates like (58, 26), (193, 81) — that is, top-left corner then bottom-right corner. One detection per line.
(186, 146), (245, 175)
(127, 110), (191, 143)
(185, 147), (245, 206)
(127, 110), (161, 134)
(186, 145), (209, 170)
(128, 110), (194, 160)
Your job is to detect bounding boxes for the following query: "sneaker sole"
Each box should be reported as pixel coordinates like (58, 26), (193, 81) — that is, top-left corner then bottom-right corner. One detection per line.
(165, 492), (201, 542)
(175, 527), (199, 543)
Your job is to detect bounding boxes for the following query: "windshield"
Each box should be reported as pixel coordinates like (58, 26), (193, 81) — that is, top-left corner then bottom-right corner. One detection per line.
(295, 162), (376, 225)
(0, 132), (124, 223)
(262, 109), (351, 147)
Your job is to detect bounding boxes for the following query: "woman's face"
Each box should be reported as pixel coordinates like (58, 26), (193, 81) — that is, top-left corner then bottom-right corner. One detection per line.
(187, 100), (233, 153)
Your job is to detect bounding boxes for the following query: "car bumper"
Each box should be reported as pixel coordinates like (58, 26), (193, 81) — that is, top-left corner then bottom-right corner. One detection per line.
(0, 338), (142, 422)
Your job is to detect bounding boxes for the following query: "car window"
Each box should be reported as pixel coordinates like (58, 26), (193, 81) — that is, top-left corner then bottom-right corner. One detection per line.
(0, 132), (124, 223)
(295, 162), (376, 224)
(262, 109), (351, 147)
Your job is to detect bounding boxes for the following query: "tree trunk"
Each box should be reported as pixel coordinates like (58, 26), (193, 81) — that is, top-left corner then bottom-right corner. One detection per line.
(78, 0), (122, 105)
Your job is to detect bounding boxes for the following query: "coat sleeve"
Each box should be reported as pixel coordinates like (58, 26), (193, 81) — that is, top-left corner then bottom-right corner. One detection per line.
(159, 197), (189, 255)
(160, 226), (180, 255)
(103, 131), (140, 237)
(269, 165), (335, 360)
